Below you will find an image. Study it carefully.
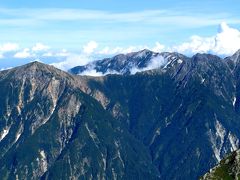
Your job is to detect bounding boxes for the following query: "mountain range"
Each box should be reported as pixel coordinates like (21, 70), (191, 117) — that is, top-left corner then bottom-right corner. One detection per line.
(1, 49), (240, 179)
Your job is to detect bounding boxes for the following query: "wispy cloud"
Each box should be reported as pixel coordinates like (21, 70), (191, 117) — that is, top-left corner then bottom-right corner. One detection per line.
(0, 43), (19, 58)
(0, 43), (19, 52)
(0, 8), (240, 28)
(0, 7), (239, 54)
(51, 53), (93, 70)
(32, 43), (50, 52)
(14, 48), (32, 58)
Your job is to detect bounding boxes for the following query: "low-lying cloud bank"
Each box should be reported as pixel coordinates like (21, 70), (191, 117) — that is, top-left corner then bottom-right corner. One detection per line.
(130, 55), (167, 74)
(77, 55), (167, 76)
(79, 69), (121, 77)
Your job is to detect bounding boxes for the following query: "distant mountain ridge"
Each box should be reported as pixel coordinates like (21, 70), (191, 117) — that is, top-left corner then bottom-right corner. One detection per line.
(69, 49), (188, 75)
(1, 50), (240, 179)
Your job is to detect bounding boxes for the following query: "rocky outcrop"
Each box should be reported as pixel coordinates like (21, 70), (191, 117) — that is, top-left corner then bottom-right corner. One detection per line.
(201, 150), (240, 179)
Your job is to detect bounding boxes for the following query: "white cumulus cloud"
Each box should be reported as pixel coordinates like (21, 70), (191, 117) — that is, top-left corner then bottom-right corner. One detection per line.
(98, 46), (149, 55)
(79, 69), (104, 76)
(14, 48), (32, 58)
(83, 41), (98, 54)
(55, 49), (69, 57)
(0, 43), (19, 58)
(1, 22), (240, 72)
(172, 22), (240, 55)
(52, 41), (100, 70)
(0, 43), (19, 52)
(98, 42), (165, 55)
(171, 35), (214, 54)
(130, 55), (167, 74)
(51, 53), (93, 70)
(213, 22), (240, 55)
(32, 43), (50, 52)
(152, 42), (165, 52)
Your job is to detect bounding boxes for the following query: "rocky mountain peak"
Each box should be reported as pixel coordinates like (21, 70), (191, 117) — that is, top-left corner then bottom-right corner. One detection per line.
(1, 61), (74, 83)
(128, 48), (154, 57)
(19, 61), (53, 72)
(69, 49), (188, 75)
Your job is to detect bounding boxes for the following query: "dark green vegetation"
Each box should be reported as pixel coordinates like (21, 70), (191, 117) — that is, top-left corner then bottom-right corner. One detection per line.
(1, 50), (240, 179)
(201, 150), (240, 179)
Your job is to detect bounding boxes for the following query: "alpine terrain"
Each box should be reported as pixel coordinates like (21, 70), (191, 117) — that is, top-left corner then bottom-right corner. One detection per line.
(1, 49), (240, 179)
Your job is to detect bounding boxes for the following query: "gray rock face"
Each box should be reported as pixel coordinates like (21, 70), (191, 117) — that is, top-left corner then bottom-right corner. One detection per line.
(0, 62), (159, 179)
(2, 49), (240, 179)
(73, 50), (240, 179)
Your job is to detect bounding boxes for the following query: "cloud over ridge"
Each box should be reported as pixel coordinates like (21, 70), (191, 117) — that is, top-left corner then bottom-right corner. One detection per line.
(172, 22), (240, 55)
(0, 22), (240, 71)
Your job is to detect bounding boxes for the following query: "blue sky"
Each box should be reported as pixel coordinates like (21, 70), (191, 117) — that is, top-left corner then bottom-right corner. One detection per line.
(0, 0), (240, 70)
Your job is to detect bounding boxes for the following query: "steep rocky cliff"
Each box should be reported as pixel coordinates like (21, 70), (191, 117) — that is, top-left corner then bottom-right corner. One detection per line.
(74, 50), (240, 179)
(1, 50), (240, 179)
(0, 62), (159, 179)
